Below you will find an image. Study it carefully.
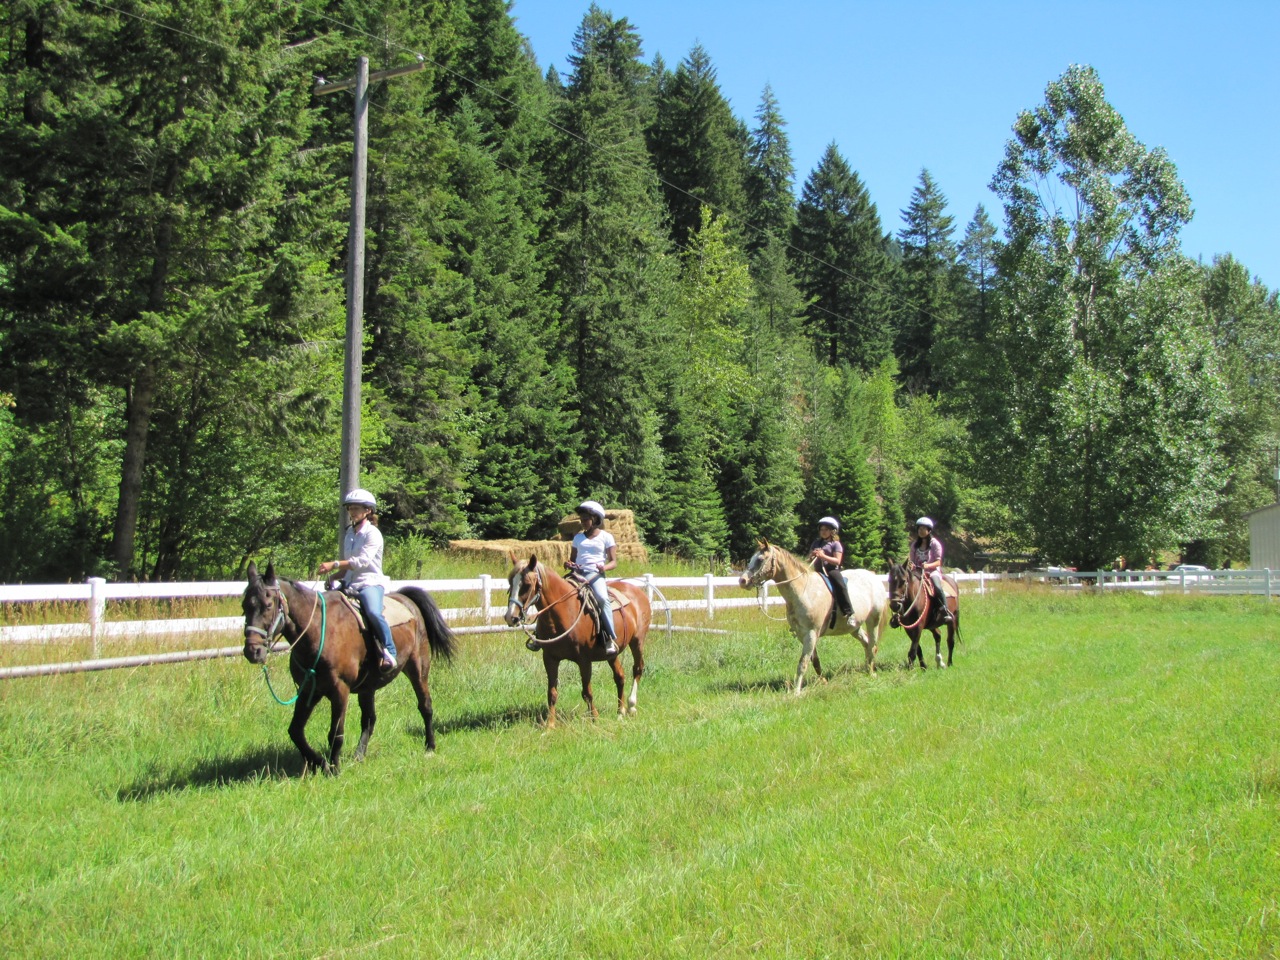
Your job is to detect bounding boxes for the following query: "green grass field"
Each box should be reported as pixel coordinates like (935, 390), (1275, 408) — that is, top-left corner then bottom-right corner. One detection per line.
(1, 588), (1277, 958)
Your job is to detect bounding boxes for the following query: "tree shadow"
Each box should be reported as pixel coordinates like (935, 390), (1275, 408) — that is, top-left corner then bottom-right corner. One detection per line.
(118, 745), (309, 802)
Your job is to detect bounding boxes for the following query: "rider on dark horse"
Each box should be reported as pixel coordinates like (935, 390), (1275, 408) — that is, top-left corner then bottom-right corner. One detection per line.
(908, 516), (954, 625)
(564, 499), (619, 657)
(808, 516), (858, 628)
(318, 488), (397, 671)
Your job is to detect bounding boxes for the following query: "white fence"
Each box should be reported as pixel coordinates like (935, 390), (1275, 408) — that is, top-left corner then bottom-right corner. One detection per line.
(1, 568), (1269, 679)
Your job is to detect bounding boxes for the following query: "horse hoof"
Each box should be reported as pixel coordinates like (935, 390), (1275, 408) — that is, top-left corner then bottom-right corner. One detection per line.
(627, 705), (637, 716)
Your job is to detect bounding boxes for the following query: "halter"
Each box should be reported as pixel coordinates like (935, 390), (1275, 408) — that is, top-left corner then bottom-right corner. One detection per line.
(743, 548), (815, 622)
(247, 583), (327, 707)
(892, 566), (931, 631)
(509, 562), (591, 643)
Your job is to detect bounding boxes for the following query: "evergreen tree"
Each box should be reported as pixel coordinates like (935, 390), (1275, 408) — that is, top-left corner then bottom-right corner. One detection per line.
(542, 6), (675, 531)
(896, 169), (958, 393)
(791, 144), (895, 371)
(647, 44), (749, 249)
(744, 84), (796, 258)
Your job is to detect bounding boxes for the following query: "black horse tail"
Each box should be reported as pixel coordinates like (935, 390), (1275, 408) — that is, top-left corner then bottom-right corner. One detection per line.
(397, 586), (458, 662)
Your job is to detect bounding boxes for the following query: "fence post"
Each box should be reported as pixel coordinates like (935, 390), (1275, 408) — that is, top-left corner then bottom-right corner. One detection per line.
(1267, 569), (1272, 601)
(978, 570), (986, 596)
(705, 573), (715, 620)
(644, 573), (654, 603)
(480, 573), (491, 625)
(88, 577), (106, 658)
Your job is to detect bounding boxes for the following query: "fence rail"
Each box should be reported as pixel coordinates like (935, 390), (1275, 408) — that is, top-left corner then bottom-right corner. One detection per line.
(0, 568), (1269, 680)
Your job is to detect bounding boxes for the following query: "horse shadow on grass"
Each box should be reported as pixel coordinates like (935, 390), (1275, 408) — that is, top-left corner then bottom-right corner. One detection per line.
(118, 745), (310, 802)
(433, 703), (547, 734)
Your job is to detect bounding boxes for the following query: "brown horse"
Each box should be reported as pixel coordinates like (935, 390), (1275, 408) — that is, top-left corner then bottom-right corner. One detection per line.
(241, 561), (456, 773)
(503, 552), (650, 728)
(885, 558), (960, 669)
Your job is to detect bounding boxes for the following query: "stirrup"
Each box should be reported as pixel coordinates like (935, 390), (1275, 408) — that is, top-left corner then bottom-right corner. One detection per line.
(379, 650), (396, 671)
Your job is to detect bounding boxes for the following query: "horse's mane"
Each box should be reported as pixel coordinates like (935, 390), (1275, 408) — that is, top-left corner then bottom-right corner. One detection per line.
(767, 543), (813, 581)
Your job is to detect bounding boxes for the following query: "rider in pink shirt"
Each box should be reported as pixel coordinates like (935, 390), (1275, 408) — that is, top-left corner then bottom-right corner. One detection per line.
(909, 517), (953, 624)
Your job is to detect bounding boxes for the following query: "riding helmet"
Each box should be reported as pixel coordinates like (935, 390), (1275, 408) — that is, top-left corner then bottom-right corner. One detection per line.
(577, 500), (607, 521)
(915, 516), (935, 529)
(343, 488), (377, 509)
(817, 516), (840, 530)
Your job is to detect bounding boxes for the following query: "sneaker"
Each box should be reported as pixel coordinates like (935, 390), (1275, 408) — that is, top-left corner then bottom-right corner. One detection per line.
(379, 650), (396, 671)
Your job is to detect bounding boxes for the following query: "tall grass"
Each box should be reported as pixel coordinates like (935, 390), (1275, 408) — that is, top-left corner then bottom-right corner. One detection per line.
(0, 588), (1277, 958)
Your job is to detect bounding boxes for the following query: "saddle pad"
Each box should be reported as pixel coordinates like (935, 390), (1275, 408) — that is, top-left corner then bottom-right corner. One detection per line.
(335, 592), (416, 629)
(606, 586), (633, 611)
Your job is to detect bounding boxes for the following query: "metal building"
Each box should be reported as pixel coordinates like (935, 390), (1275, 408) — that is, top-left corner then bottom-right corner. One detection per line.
(1247, 502), (1280, 570)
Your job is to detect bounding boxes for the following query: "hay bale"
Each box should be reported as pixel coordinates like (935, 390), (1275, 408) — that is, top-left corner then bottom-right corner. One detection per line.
(449, 526), (649, 568)
(556, 507), (641, 544)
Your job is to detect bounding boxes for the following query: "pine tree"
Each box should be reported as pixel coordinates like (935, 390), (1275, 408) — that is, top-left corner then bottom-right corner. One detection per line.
(896, 169), (958, 394)
(744, 84), (795, 258)
(791, 144), (895, 371)
(647, 44), (749, 249)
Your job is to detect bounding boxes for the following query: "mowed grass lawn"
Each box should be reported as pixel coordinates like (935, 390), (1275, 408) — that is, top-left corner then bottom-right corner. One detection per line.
(1, 588), (1277, 959)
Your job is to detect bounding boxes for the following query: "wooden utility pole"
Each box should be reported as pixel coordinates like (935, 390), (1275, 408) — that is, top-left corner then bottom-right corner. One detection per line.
(314, 57), (425, 542)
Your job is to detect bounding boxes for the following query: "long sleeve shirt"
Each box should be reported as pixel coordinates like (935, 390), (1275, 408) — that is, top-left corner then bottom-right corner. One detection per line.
(341, 520), (391, 590)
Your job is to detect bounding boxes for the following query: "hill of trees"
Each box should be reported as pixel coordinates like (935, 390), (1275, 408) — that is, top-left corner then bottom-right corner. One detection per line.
(2, 1), (1276, 581)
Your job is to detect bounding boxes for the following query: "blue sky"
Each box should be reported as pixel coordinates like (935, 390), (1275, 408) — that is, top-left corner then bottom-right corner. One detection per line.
(510, 0), (1279, 289)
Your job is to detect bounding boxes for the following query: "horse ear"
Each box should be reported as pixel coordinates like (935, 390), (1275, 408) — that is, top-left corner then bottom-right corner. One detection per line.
(758, 537), (769, 550)
(528, 552), (538, 567)
(507, 550), (518, 565)
(263, 561), (277, 585)
(247, 561), (259, 584)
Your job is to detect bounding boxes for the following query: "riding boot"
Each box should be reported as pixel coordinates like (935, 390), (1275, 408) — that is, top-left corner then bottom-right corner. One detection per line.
(599, 629), (618, 658)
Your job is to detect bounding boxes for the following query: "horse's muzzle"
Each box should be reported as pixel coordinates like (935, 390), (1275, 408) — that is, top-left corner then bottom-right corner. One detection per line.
(242, 638), (268, 664)
(737, 575), (752, 589)
(503, 605), (521, 628)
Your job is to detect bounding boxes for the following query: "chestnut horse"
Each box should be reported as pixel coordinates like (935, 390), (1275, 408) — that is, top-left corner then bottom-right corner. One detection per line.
(885, 558), (960, 669)
(738, 539), (890, 694)
(241, 561), (456, 773)
(504, 553), (650, 728)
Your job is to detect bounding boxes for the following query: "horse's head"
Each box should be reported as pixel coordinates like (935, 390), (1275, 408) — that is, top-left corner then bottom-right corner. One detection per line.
(504, 552), (542, 627)
(738, 539), (780, 589)
(242, 561), (286, 664)
(884, 558), (913, 621)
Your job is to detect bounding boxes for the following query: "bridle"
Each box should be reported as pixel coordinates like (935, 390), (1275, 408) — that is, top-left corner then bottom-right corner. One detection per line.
(508, 561), (589, 642)
(244, 581), (326, 706)
(890, 565), (931, 631)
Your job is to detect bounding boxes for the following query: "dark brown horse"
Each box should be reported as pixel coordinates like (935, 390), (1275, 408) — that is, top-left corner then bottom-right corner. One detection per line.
(241, 561), (456, 773)
(886, 558), (960, 669)
(503, 552), (649, 728)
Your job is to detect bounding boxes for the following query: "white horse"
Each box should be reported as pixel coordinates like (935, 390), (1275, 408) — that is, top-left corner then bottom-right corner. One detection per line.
(738, 539), (890, 695)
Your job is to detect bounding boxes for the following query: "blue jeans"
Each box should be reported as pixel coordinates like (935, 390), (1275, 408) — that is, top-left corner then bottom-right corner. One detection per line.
(586, 574), (616, 641)
(357, 585), (396, 658)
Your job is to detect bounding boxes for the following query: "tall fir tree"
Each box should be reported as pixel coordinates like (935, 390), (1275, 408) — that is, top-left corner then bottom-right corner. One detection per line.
(743, 84), (795, 258)
(895, 169), (958, 394)
(791, 144), (895, 371)
(647, 44), (749, 250)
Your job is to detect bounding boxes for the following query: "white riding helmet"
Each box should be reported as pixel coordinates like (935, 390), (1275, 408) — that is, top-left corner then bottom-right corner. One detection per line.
(343, 488), (377, 509)
(577, 500), (607, 521)
(915, 516), (935, 529)
(818, 516), (840, 530)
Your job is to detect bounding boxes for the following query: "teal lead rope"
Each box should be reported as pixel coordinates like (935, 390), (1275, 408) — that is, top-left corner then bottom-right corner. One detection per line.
(262, 593), (326, 706)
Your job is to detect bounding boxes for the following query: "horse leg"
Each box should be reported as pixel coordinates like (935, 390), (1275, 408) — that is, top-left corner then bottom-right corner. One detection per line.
(857, 623), (876, 676)
(405, 651), (437, 753)
(932, 627), (945, 669)
(579, 659), (598, 720)
(626, 634), (645, 717)
(945, 615), (958, 667)
(325, 686), (351, 771)
(288, 692), (329, 775)
(795, 629), (818, 695)
(906, 629), (924, 671)
(543, 654), (561, 729)
(353, 688), (376, 761)
(610, 649), (627, 718)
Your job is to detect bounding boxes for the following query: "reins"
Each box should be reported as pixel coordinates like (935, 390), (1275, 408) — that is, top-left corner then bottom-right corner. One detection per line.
(895, 569), (932, 631)
(258, 584), (327, 707)
(513, 565), (591, 644)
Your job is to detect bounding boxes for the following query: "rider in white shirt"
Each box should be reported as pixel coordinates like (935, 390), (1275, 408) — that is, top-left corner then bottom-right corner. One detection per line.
(566, 500), (618, 657)
(318, 489), (397, 671)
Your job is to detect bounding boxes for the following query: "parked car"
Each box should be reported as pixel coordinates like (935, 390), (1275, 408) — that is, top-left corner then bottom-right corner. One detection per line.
(1172, 564), (1212, 581)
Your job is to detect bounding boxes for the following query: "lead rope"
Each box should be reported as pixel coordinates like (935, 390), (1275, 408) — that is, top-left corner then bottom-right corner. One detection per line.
(262, 588), (326, 707)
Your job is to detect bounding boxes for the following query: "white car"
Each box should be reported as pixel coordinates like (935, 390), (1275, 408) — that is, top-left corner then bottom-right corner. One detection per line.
(1172, 564), (1212, 581)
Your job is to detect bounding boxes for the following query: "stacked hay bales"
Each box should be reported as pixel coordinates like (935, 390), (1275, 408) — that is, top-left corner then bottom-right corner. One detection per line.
(449, 508), (649, 566)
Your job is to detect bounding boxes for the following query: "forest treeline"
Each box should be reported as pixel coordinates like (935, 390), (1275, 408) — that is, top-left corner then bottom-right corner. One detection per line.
(2, 1), (1277, 582)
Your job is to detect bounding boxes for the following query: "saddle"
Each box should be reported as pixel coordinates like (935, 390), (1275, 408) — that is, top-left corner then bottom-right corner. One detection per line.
(333, 590), (415, 632)
(570, 576), (632, 641)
